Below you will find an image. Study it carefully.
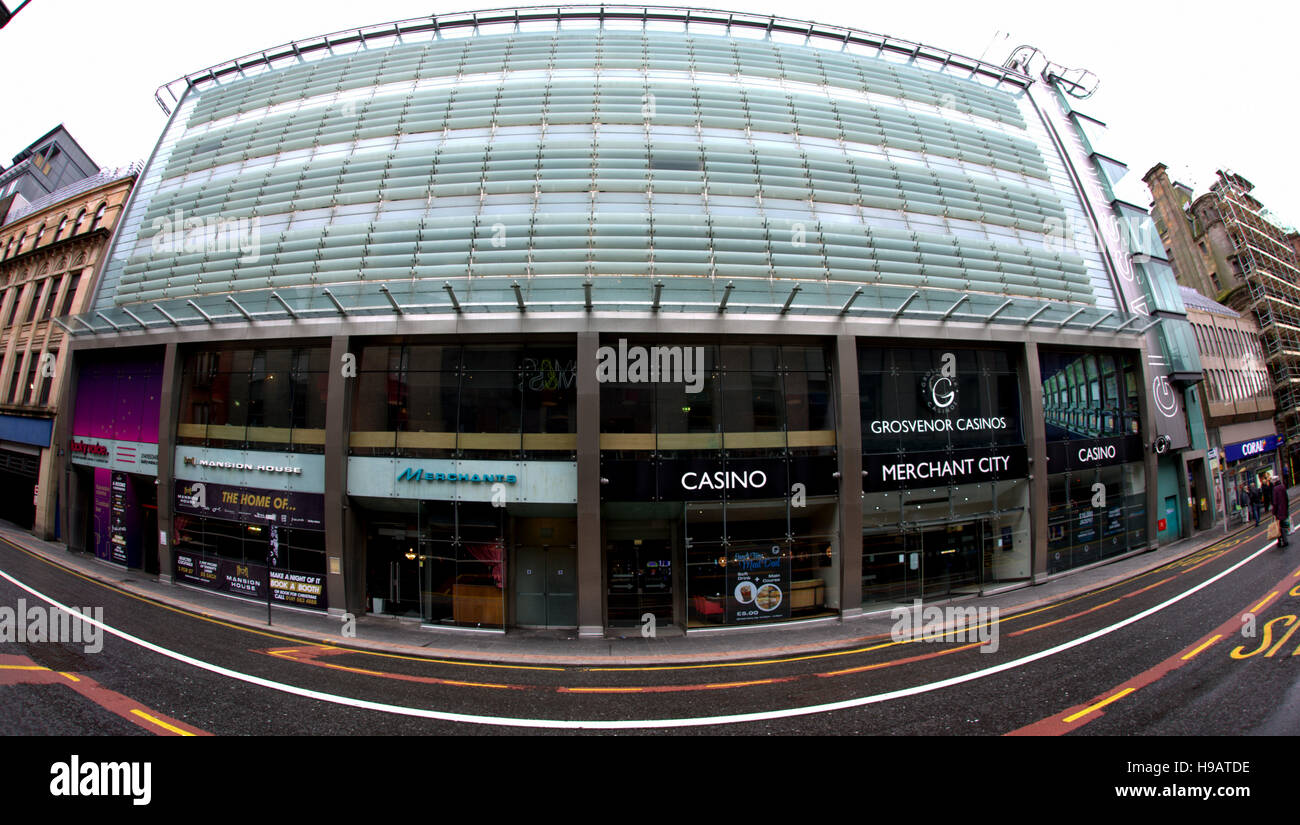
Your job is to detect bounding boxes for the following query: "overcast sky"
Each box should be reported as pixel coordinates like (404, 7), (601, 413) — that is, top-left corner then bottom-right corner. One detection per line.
(2, 0), (1295, 222)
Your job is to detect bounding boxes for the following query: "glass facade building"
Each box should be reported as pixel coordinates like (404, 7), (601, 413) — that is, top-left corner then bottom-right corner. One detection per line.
(60, 8), (1204, 635)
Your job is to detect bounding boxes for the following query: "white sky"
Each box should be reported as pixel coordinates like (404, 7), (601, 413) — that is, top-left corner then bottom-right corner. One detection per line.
(2, 0), (1296, 222)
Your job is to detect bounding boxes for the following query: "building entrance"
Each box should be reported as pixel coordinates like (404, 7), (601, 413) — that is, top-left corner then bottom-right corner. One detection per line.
(912, 520), (983, 598)
(512, 517), (577, 629)
(515, 545), (577, 628)
(606, 537), (673, 628)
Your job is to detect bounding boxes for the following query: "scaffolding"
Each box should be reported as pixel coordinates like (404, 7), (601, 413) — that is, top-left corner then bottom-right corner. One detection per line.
(1213, 172), (1300, 470)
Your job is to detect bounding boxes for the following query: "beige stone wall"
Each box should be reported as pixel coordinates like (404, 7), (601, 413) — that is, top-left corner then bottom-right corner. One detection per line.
(0, 174), (135, 538)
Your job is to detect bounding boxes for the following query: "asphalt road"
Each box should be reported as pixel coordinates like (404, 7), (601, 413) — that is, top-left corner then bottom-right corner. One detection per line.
(2, 517), (1297, 738)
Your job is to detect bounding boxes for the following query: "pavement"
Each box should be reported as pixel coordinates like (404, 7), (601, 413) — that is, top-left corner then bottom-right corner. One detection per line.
(0, 513), (1265, 667)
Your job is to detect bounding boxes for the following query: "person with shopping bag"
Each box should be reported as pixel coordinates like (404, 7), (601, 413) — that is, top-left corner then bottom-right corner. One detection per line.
(1273, 481), (1290, 548)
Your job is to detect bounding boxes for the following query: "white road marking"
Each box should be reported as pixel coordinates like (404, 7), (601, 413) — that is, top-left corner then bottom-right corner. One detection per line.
(0, 542), (1272, 729)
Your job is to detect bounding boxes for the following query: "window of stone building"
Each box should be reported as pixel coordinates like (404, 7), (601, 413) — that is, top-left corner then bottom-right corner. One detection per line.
(24, 280), (47, 324)
(90, 203), (107, 231)
(3, 283), (22, 327)
(58, 274), (81, 317)
(72, 209), (87, 235)
(53, 215), (68, 242)
(36, 350), (57, 406)
(41, 276), (62, 321)
(6, 356), (24, 404)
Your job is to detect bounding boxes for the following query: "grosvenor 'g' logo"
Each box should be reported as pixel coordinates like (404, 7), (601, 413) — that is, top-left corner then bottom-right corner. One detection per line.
(921, 352), (959, 413)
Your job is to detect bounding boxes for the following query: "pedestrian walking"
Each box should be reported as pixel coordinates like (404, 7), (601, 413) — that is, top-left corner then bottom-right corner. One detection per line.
(1274, 480), (1290, 548)
(1250, 483), (1261, 526)
(1263, 476), (1273, 513)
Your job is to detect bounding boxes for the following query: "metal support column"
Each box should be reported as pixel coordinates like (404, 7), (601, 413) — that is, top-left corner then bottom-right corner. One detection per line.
(576, 331), (603, 636)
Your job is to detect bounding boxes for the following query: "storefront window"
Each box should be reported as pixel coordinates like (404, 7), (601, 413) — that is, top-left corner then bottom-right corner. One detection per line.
(349, 341), (576, 459)
(682, 500), (837, 628)
(178, 346), (329, 452)
(1045, 462), (1145, 574)
(173, 512), (328, 608)
(861, 479), (1029, 606)
(360, 498), (507, 628)
(1041, 347), (1147, 574)
(858, 344), (1028, 607)
(600, 338), (838, 630)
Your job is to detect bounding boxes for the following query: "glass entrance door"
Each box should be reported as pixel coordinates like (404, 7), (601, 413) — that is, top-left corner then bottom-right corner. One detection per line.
(914, 520), (983, 598)
(862, 530), (917, 605)
(366, 529), (421, 617)
(606, 538), (673, 627)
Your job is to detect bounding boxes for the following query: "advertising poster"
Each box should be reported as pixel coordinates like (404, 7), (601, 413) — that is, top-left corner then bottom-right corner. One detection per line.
(174, 480), (324, 529)
(270, 570), (327, 608)
(726, 544), (791, 624)
(173, 553), (327, 609)
(174, 552), (220, 589)
(92, 467), (112, 561)
(108, 471), (140, 567)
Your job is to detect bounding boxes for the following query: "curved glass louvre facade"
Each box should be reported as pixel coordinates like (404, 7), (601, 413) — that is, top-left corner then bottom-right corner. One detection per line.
(860, 345), (1030, 606)
(600, 340), (837, 628)
(92, 25), (1104, 324)
(350, 342), (577, 628)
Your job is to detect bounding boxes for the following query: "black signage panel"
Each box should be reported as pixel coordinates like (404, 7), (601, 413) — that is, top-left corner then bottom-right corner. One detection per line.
(863, 445), (1028, 492)
(601, 455), (837, 501)
(859, 346), (1023, 454)
(789, 454), (839, 497)
(671, 457), (787, 502)
(1044, 435), (1142, 474)
(599, 458), (659, 501)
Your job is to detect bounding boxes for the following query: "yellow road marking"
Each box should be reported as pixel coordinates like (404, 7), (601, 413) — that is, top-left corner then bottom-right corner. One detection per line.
(58, 671), (81, 682)
(318, 662), (386, 677)
(130, 708), (193, 736)
(0, 518), (1265, 676)
(1064, 688), (1135, 723)
(0, 536), (561, 672)
(1015, 599), (1120, 635)
(440, 680), (514, 689)
(564, 686), (644, 693)
(0, 664), (49, 671)
(1249, 592), (1278, 614)
(1181, 635), (1222, 660)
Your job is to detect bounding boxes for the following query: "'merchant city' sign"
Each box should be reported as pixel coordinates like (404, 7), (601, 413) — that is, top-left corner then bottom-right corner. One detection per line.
(397, 468), (518, 484)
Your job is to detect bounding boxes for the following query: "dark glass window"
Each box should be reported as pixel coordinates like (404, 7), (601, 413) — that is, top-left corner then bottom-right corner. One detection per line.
(24, 280), (46, 324)
(59, 274), (81, 317)
(179, 346), (328, 452)
(36, 350), (56, 406)
(40, 276), (61, 321)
